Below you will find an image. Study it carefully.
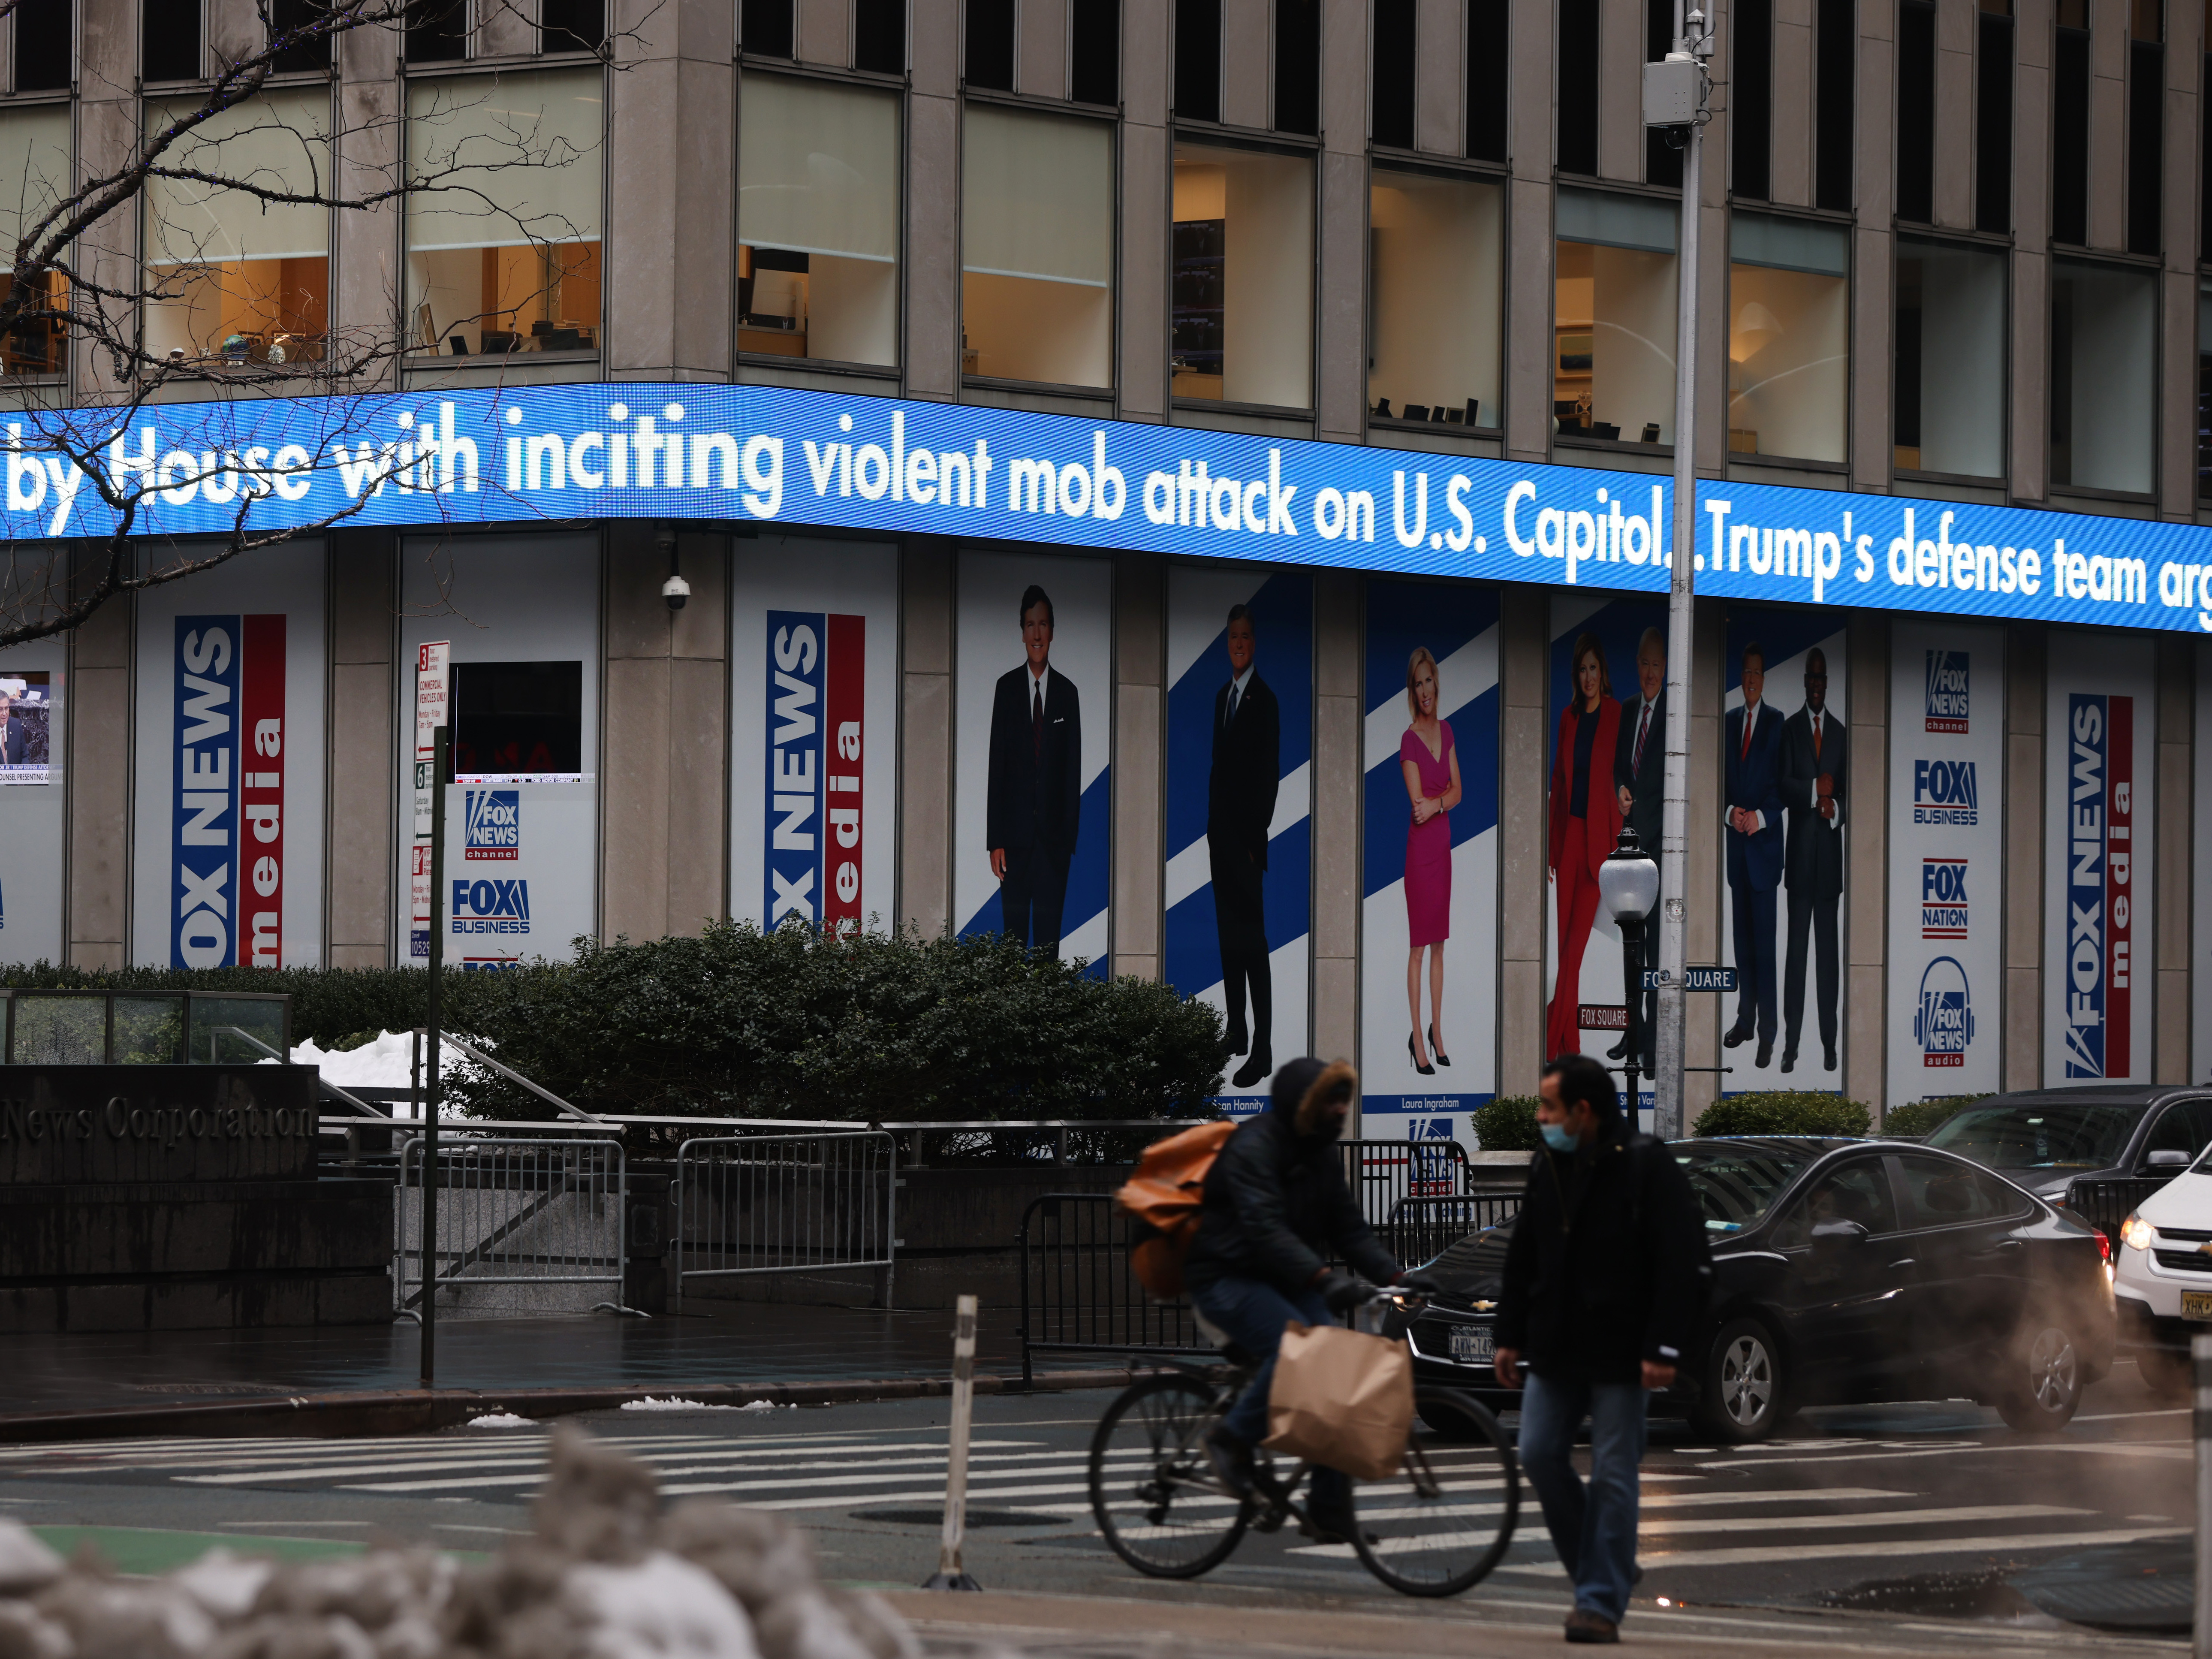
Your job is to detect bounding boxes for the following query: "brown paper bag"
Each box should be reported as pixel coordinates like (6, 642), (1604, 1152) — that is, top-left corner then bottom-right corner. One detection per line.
(1261, 1321), (1413, 1481)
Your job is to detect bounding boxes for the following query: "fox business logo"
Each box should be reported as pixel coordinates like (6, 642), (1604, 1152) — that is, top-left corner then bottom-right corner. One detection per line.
(1915, 956), (1974, 1068)
(1912, 758), (1979, 826)
(464, 790), (519, 860)
(1924, 650), (1969, 733)
(450, 877), (531, 935)
(1920, 857), (1968, 939)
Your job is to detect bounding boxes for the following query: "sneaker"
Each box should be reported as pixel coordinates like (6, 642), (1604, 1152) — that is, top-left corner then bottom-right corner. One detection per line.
(1564, 1610), (1619, 1644)
(1203, 1427), (1254, 1498)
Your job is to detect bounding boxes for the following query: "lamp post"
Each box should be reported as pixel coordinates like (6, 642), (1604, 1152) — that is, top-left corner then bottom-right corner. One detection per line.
(1598, 827), (1661, 1121)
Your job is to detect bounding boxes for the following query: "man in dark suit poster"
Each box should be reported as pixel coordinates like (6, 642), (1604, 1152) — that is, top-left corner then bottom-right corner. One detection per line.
(1778, 646), (1846, 1073)
(1611, 626), (1666, 1070)
(1208, 603), (1281, 1089)
(1724, 642), (1786, 1068)
(987, 585), (1083, 957)
(0, 691), (23, 767)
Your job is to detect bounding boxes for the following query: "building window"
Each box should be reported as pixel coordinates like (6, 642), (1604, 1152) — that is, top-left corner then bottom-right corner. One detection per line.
(961, 104), (1114, 389)
(1897, 0), (1934, 222)
(145, 3), (201, 81)
(142, 89), (331, 368)
(1374, 0), (1416, 150)
(2053, 0), (2089, 243)
(0, 106), (69, 375)
(16, 2), (72, 90)
(1553, 187), (1678, 443)
(1070, 0), (1119, 104)
(2050, 256), (2154, 494)
(1176, 0), (1221, 121)
(1370, 167), (1501, 428)
(543, 0), (608, 53)
(738, 74), (900, 369)
(1275, 0), (1320, 135)
(1733, 0), (1771, 199)
(404, 69), (603, 360)
(1172, 141), (1313, 409)
(741, 0), (794, 58)
(1727, 209), (1848, 463)
(1468, 0), (1507, 161)
(2197, 283), (2212, 499)
(405, 0), (469, 64)
(966, 0), (1015, 90)
(2127, 0), (2162, 256)
(1894, 237), (2005, 479)
(1814, 0), (1854, 210)
(1975, 0), (2011, 232)
(1557, 0), (1598, 176)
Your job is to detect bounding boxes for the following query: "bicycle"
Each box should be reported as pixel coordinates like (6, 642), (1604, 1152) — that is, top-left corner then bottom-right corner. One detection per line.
(1085, 1290), (1519, 1597)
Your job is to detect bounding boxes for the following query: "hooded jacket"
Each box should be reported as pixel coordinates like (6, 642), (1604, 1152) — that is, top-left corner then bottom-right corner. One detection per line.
(1182, 1059), (1401, 1298)
(1495, 1118), (1712, 1383)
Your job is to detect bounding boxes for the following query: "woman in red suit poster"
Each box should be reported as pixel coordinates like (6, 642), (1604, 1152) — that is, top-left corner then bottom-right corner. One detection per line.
(1546, 632), (1623, 1060)
(1401, 648), (1462, 1075)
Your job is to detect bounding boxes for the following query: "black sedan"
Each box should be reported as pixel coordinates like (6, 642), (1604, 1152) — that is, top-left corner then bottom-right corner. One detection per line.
(1918, 1084), (2212, 1206)
(1405, 1136), (2116, 1443)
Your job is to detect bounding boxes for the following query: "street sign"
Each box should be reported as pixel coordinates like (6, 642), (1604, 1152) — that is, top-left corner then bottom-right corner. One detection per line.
(1642, 966), (1737, 992)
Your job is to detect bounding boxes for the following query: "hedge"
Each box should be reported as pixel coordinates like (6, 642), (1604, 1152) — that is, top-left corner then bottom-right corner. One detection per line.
(1880, 1094), (1989, 1138)
(1690, 1091), (1873, 1138)
(0, 923), (1227, 1122)
(1471, 1096), (1542, 1152)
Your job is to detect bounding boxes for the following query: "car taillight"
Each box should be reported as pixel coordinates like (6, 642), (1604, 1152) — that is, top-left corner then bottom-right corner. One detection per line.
(2095, 1229), (2113, 1266)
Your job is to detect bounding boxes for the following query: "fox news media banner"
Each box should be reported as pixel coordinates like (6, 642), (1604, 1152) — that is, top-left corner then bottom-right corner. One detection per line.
(398, 533), (600, 967)
(1361, 580), (1500, 1152)
(1717, 608), (1849, 1094)
(130, 546), (327, 967)
(2044, 630), (2157, 1085)
(732, 538), (898, 935)
(1163, 567), (1313, 1111)
(2197, 642), (2212, 1083)
(1545, 595), (1668, 1123)
(0, 631), (64, 962)
(952, 547), (1112, 973)
(1886, 621), (2006, 1106)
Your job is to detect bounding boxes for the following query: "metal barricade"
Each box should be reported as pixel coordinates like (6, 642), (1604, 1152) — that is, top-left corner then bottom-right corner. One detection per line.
(2065, 1174), (2177, 1242)
(672, 1132), (898, 1313)
(395, 1135), (632, 1317)
(1018, 1192), (1207, 1387)
(1386, 1192), (1523, 1267)
(1338, 1138), (1472, 1226)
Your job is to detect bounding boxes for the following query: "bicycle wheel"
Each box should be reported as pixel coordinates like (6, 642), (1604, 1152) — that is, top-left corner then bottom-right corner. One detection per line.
(1089, 1374), (1251, 1578)
(1349, 1386), (1519, 1597)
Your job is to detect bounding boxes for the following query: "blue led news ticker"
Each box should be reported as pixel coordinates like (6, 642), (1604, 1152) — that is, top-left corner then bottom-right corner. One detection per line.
(6, 383), (2212, 633)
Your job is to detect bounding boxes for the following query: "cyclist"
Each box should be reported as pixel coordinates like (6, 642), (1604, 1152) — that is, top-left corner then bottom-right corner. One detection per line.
(1183, 1056), (1428, 1544)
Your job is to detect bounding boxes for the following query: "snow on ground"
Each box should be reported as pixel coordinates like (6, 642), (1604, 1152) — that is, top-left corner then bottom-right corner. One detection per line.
(274, 1030), (489, 1118)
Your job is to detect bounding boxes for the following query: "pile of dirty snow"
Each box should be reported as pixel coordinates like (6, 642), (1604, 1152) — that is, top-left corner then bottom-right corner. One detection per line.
(0, 1427), (918, 1659)
(276, 1031), (488, 1118)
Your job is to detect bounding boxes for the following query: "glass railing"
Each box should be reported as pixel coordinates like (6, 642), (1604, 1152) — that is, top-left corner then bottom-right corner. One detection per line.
(1, 989), (289, 1065)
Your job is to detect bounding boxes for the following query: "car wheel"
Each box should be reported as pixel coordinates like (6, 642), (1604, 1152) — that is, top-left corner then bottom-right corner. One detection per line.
(2135, 1344), (2190, 1405)
(1693, 1317), (1785, 1443)
(1996, 1322), (2083, 1433)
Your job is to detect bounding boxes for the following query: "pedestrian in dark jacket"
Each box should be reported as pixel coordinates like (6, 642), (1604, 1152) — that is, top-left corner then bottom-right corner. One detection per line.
(1494, 1054), (1711, 1645)
(1184, 1057), (1411, 1544)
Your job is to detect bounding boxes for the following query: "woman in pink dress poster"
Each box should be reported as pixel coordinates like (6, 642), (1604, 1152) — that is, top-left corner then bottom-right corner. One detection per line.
(1401, 648), (1462, 1074)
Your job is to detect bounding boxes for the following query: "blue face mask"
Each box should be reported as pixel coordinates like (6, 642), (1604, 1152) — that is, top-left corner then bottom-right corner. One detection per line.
(1540, 1121), (1579, 1153)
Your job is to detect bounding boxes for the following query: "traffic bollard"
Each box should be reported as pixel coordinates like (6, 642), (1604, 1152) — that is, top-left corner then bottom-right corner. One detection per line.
(923, 1293), (984, 1591)
(2197, 1333), (2212, 1658)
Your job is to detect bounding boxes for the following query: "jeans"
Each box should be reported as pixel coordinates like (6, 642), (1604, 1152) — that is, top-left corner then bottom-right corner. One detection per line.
(1187, 1275), (1350, 1515)
(1518, 1371), (1648, 1625)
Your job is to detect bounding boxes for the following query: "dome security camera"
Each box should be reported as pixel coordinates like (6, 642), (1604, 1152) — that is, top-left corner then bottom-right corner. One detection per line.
(662, 573), (691, 610)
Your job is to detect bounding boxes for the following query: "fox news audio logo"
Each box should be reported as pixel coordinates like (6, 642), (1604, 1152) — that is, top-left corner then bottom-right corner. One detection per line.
(1924, 650), (1969, 733)
(1915, 956), (1974, 1068)
(464, 790), (519, 860)
(1911, 758), (1978, 826)
(1920, 858), (1968, 938)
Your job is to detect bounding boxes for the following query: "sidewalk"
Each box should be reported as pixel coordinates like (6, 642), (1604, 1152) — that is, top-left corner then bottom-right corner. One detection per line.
(0, 1302), (1025, 1419)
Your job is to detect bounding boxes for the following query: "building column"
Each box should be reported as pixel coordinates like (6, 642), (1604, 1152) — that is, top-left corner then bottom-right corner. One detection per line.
(1851, 6), (1898, 494)
(2156, 637), (2194, 1082)
(1598, 0), (1642, 183)
(905, 0), (961, 401)
(1317, 0), (1370, 443)
(1312, 571), (1363, 1062)
(899, 538), (956, 935)
(2159, 0), (2204, 517)
(1768, 0), (1814, 206)
(1505, 0), (1555, 462)
(1118, 0), (1171, 420)
(66, 562), (130, 970)
(2087, 0), (2126, 251)
(72, 0), (136, 399)
(2003, 623), (2045, 1088)
(2011, 0), (2052, 503)
(327, 531), (395, 968)
(1932, 0), (1975, 228)
(1845, 613), (1888, 1119)
(600, 524), (730, 941)
(335, 0), (401, 392)
(1112, 554), (1164, 980)
(1683, 596), (1724, 1125)
(1497, 587), (1546, 1097)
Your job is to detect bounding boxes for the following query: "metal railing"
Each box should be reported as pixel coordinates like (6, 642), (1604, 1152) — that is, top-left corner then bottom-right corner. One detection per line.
(411, 1029), (608, 1124)
(2065, 1174), (2178, 1241)
(211, 1025), (386, 1119)
(671, 1131), (898, 1312)
(1386, 1192), (1523, 1267)
(1017, 1192), (1208, 1386)
(395, 1134), (635, 1318)
(1338, 1139), (1475, 1227)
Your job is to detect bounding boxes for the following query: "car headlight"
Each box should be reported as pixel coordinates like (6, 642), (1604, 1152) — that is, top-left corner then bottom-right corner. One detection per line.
(2120, 1213), (2154, 1251)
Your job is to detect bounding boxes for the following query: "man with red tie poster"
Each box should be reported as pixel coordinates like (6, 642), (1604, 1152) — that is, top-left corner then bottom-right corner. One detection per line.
(1724, 642), (1786, 1068)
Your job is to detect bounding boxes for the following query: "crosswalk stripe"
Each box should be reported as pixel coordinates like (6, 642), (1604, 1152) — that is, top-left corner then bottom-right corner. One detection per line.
(175, 1443), (1060, 1488)
(1632, 1524), (2186, 1569)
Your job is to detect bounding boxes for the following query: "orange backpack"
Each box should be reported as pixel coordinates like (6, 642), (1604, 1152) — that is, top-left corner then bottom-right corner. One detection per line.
(1115, 1119), (1237, 1299)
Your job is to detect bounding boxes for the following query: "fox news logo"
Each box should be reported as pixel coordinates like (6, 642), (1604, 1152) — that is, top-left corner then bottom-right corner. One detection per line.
(1924, 650), (1969, 734)
(1920, 858), (1968, 938)
(451, 877), (531, 935)
(1912, 758), (1978, 826)
(1915, 956), (1974, 1068)
(464, 790), (519, 860)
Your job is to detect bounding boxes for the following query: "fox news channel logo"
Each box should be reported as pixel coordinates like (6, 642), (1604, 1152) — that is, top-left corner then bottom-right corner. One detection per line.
(1920, 857), (1968, 938)
(1912, 758), (1978, 825)
(464, 789), (520, 860)
(1924, 649), (1969, 733)
(1915, 956), (1974, 1068)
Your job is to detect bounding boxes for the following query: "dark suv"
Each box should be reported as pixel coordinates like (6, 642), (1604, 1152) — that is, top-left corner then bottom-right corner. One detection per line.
(1918, 1085), (2212, 1207)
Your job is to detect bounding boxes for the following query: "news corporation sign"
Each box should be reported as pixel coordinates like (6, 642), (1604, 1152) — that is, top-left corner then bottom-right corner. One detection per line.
(6, 384), (2212, 633)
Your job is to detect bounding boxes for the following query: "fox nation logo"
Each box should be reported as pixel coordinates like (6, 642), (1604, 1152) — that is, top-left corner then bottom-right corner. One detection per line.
(464, 789), (519, 861)
(1920, 857), (1968, 939)
(1915, 956), (1974, 1068)
(1924, 650), (1969, 734)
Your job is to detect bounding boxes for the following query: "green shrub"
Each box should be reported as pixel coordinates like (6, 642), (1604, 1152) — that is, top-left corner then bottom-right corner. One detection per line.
(1691, 1090), (1872, 1138)
(0, 923), (1227, 1122)
(1880, 1093), (1988, 1138)
(1472, 1095), (1542, 1151)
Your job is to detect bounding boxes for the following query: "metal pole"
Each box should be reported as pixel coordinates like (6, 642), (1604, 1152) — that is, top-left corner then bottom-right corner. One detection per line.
(2196, 1331), (2212, 1658)
(421, 724), (449, 1389)
(1654, 4), (1706, 1142)
(924, 1294), (983, 1590)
